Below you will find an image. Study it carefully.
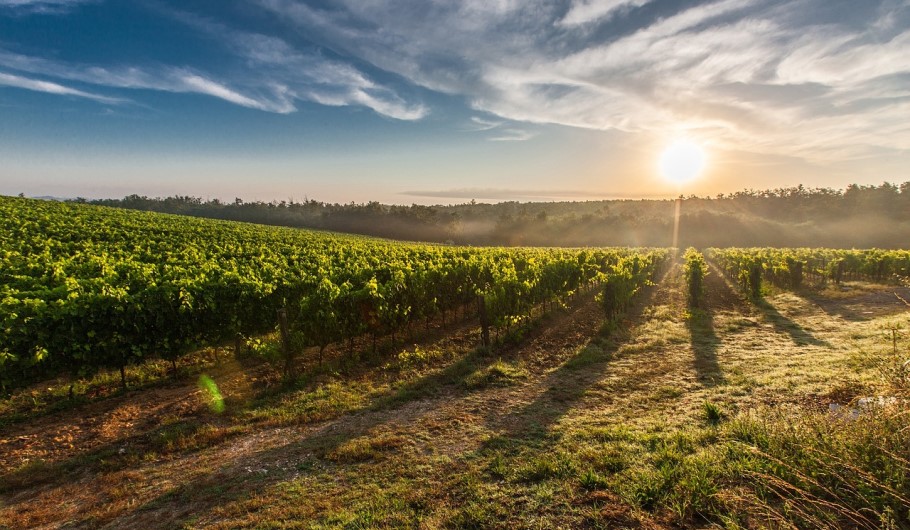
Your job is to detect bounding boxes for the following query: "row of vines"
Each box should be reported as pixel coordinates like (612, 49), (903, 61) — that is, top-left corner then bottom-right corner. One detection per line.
(707, 247), (910, 297)
(0, 196), (666, 390)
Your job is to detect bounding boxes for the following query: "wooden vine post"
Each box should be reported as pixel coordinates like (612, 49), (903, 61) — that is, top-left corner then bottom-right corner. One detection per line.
(477, 294), (490, 348)
(277, 308), (294, 380)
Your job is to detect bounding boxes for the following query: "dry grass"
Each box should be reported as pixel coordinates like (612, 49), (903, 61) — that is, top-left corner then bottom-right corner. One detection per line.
(1, 262), (909, 528)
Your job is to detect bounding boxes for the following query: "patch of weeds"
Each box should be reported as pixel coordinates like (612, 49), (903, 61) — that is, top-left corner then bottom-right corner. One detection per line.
(242, 380), (370, 426)
(149, 421), (232, 453)
(702, 401), (725, 425)
(391, 345), (445, 370)
(619, 435), (723, 521)
(326, 432), (409, 463)
(621, 465), (676, 510)
(584, 425), (639, 443)
(599, 448), (630, 474)
(446, 500), (508, 529)
(486, 453), (510, 480)
(720, 406), (910, 528)
(320, 492), (425, 529)
(564, 341), (613, 369)
(517, 451), (577, 483)
(579, 468), (610, 490)
(652, 385), (685, 400)
(462, 359), (528, 389)
(665, 453), (721, 521)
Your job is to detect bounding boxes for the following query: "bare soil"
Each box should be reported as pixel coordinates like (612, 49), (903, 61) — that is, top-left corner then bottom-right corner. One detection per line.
(1, 264), (908, 529)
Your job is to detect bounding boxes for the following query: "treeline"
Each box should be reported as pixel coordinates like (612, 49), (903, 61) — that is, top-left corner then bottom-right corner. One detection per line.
(76, 182), (910, 248)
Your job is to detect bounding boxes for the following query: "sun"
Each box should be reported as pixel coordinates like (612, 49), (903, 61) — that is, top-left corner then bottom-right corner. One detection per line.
(659, 139), (706, 185)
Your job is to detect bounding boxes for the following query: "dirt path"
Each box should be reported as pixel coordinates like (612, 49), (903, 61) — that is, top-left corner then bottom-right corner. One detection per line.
(0, 284), (615, 529)
(2, 262), (908, 529)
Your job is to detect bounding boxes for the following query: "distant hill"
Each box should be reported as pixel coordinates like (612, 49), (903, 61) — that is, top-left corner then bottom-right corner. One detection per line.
(77, 182), (910, 248)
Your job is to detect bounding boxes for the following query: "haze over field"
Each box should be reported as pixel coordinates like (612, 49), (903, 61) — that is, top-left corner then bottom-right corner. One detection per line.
(1, 0), (908, 203)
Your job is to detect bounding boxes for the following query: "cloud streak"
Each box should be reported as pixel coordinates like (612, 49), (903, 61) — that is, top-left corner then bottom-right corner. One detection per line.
(257, 0), (910, 164)
(161, 7), (427, 120)
(0, 0), (96, 15)
(0, 71), (122, 103)
(0, 4), (427, 119)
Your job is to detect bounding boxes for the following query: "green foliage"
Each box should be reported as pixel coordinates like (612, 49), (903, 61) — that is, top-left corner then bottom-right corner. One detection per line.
(683, 248), (708, 307)
(0, 196), (668, 389)
(598, 252), (667, 321)
(708, 247), (910, 297)
(702, 401), (724, 425)
(726, 408), (910, 528)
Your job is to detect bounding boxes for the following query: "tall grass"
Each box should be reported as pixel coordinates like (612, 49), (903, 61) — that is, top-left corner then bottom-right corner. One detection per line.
(727, 406), (910, 529)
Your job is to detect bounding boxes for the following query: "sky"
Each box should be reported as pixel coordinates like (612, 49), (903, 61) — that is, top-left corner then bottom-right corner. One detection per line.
(0, 0), (908, 204)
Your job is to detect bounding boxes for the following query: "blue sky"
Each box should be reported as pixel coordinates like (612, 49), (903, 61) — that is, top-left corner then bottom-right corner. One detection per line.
(0, 0), (908, 204)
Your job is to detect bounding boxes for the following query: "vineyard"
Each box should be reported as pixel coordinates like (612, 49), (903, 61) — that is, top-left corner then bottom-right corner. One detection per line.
(0, 196), (665, 391)
(707, 247), (910, 297)
(2, 197), (910, 529)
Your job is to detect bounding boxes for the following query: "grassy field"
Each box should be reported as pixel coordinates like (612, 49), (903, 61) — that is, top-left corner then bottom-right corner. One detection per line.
(1, 261), (909, 529)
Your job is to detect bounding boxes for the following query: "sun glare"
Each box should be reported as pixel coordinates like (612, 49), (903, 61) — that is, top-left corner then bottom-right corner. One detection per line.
(659, 139), (706, 185)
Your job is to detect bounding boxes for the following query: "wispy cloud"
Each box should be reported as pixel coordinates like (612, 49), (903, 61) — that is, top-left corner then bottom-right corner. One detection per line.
(465, 116), (534, 141)
(558, 0), (653, 27)
(0, 50), (295, 112)
(0, 0), (96, 15)
(157, 6), (427, 120)
(467, 116), (502, 131)
(0, 4), (427, 119)
(0, 71), (122, 103)
(488, 128), (535, 142)
(257, 0), (910, 164)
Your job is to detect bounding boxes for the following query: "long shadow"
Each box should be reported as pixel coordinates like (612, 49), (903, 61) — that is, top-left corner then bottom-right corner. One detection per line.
(5, 292), (607, 527)
(755, 298), (830, 347)
(705, 260), (830, 348)
(0, 311), (495, 505)
(686, 307), (724, 387)
(800, 286), (910, 323)
(478, 266), (670, 446)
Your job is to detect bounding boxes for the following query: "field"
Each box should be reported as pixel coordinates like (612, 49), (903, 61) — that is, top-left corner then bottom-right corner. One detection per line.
(2, 198), (910, 529)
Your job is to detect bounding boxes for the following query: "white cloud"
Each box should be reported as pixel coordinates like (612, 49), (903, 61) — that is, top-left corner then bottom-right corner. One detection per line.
(0, 71), (123, 103)
(177, 72), (295, 113)
(468, 116), (502, 131)
(256, 0), (910, 164)
(558, 0), (653, 27)
(0, 6), (428, 120)
(0, 0), (96, 14)
(158, 7), (427, 120)
(488, 128), (536, 142)
(0, 50), (298, 112)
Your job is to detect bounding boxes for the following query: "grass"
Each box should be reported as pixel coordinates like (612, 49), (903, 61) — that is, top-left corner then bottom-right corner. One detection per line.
(462, 359), (529, 389)
(3, 263), (910, 529)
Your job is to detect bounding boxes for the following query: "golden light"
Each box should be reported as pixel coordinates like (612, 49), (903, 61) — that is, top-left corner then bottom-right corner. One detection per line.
(659, 139), (706, 184)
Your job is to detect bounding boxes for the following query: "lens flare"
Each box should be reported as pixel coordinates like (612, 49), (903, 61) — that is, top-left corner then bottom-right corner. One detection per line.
(198, 374), (225, 413)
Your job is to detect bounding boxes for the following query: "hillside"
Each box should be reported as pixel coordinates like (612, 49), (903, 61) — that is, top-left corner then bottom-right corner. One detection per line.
(1, 197), (909, 528)
(2, 259), (909, 528)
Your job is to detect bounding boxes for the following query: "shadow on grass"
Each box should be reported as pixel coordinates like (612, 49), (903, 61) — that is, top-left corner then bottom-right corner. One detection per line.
(10, 293), (605, 528)
(755, 298), (830, 347)
(799, 286), (910, 323)
(686, 308), (724, 387)
(478, 267), (669, 445)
